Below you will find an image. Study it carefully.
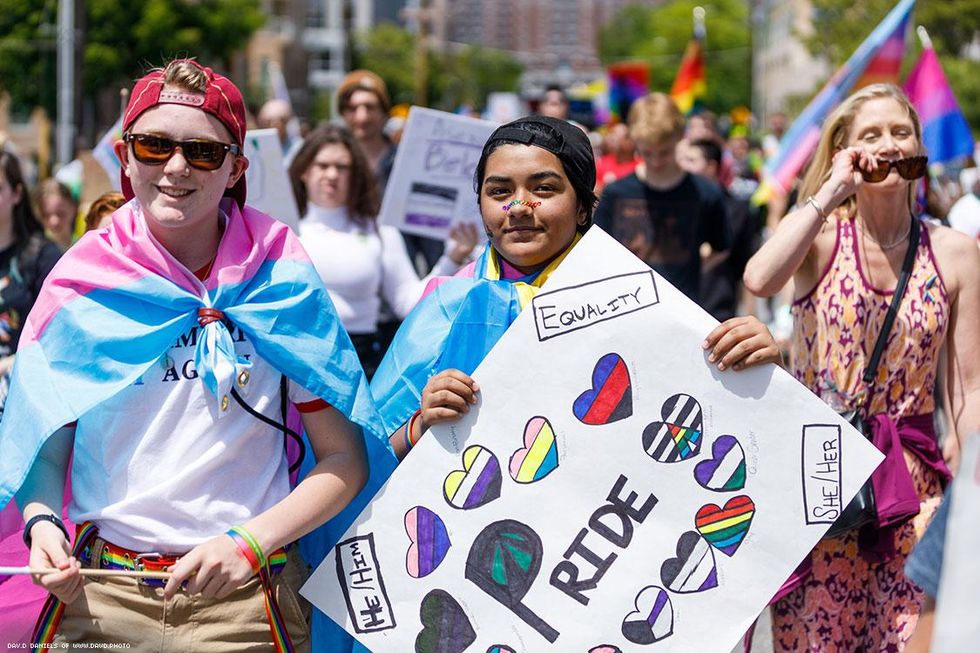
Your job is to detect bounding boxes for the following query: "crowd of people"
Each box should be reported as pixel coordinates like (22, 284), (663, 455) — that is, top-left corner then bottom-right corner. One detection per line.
(0, 56), (977, 652)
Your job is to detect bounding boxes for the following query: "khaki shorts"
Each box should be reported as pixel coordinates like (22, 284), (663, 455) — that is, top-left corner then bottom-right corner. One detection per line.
(53, 539), (311, 652)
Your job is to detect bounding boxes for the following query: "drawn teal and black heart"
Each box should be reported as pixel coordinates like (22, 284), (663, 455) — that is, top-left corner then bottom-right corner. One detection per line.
(465, 519), (559, 643)
(415, 589), (476, 653)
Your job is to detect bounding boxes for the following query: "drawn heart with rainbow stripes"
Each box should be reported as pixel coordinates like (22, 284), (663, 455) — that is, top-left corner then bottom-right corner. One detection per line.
(642, 393), (703, 463)
(695, 495), (755, 556)
(509, 416), (559, 484)
(572, 353), (633, 425)
(443, 445), (502, 510)
(404, 506), (451, 578)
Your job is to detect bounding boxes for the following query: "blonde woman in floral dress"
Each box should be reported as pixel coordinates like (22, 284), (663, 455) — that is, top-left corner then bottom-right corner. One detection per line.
(744, 84), (980, 651)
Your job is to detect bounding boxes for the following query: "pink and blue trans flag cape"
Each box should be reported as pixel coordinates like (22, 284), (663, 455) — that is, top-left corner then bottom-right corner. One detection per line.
(0, 199), (396, 644)
(903, 45), (974, 165)
(756, 0), (915, 202)
(371, 236), (577, 438)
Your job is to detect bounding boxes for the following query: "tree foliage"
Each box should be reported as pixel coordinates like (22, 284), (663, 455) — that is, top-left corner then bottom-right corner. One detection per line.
(597, 0), (752, 115)
(353, 24), (523, 112)
(805, 0), (980, 134)
(0, 0), (264, 119)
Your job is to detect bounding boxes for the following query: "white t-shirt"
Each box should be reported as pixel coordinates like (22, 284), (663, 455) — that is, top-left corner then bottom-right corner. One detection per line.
(948, 192), (980, 240)
(298, 205), (459, 334)
(69, 321), (323, 552)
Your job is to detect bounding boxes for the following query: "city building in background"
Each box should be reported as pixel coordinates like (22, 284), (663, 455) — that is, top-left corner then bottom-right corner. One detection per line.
(243, 0), (374, 118)
(440, 0), (661, 94)
(751, 0), (830, 124)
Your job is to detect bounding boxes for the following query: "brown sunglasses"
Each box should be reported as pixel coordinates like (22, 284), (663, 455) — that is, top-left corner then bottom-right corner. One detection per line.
(860, 155), (928, 183)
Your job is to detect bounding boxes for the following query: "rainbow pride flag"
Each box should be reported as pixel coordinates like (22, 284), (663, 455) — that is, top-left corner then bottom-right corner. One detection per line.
(608, 62), (650, 122)
(903, 46), (975, 165)
(756, 0), (915, 202)
(671, 39), (707, 115)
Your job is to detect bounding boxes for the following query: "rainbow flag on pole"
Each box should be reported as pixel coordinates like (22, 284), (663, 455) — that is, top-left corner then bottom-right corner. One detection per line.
(671, 40), (707, 115)
(903, 42), (975, 165)
(756, 0), (915, 202)
(670, 7), (707, 115)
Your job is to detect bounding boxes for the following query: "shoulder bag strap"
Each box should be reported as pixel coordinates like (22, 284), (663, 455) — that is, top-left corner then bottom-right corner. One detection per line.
(861, 216), (920, 386)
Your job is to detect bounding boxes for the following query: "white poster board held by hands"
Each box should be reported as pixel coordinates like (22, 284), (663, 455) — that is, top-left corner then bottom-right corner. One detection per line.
(302, 228), (884, 652)
(379, 107), (496, 240)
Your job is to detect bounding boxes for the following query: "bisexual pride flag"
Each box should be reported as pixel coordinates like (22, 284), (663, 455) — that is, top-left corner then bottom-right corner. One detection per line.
(904, 45), (975, 165)
(756, 0), (915, 202)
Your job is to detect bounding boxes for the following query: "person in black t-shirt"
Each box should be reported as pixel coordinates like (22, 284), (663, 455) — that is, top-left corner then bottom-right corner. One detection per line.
(680, 138), (762, 321)
(0, 152), (62, 406)
(593, 93), (730, 305)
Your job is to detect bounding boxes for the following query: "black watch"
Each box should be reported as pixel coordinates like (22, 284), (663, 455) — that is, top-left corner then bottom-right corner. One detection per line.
(23, 514), (70, 549)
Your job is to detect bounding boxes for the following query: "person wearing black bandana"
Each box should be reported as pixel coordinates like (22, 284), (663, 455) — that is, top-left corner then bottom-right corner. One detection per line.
(369, 116), (781, 460)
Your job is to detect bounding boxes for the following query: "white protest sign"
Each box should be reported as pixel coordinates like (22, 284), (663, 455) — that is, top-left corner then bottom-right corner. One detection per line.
(302, 228), (884, 652)
(243, 128), (300, 233)
(932, 435), (980, 651)
(378, 107), (496, 240)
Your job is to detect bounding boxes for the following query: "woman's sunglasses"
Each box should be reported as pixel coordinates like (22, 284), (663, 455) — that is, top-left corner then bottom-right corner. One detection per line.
(124, 133), (241, 171)
(860, 155), (927, 183)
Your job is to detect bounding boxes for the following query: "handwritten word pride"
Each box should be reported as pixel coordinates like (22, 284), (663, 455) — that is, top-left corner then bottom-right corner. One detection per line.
(550, 474), (658, 605)
(532, 271), (659, 341)
(801, 424), (843, 524)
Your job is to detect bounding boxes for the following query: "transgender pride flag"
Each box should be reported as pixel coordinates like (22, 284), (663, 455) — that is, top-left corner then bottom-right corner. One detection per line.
(757, 0), (915, 201)
(903, 43), (975, 165)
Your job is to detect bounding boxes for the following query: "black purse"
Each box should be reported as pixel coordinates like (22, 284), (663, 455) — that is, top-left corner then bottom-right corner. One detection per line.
(825, 216), (919, 538)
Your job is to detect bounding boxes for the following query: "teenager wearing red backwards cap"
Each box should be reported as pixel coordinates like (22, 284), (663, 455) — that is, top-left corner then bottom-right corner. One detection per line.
(7, 58), (394, 649)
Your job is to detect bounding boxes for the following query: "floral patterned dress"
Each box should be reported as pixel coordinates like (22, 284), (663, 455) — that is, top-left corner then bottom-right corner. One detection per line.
(773, 213), (949, 652)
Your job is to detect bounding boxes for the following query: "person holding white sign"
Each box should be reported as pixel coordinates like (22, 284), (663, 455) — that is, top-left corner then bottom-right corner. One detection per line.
(289, 125), (478, 378)
(370, 115), (781, 459)
(744, 84), (980, 652)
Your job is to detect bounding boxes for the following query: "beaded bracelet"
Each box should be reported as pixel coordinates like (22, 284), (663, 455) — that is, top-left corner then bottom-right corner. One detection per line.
(227, 526), (265, 574)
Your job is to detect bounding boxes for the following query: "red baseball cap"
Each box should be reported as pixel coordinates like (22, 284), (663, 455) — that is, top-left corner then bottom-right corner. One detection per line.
(120, 59), (247, 207)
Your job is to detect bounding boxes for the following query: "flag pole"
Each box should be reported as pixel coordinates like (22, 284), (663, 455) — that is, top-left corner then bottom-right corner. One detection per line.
(119, 88), (129, 119)
(915, 25), (933, 49)
(693, 6), (706, 40)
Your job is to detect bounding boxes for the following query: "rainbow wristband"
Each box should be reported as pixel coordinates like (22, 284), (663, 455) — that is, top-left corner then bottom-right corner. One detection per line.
(227, 526), (265, 574)
(407, 409), (424, 448)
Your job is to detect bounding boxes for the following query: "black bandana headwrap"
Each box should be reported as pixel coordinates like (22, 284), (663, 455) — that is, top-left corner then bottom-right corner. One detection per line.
(475, 116), (597, 226)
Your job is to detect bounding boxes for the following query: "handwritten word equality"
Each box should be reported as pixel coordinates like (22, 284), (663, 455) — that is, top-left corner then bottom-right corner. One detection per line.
(537, 288), (643, 331)
(550, 474), (658, 605)
(531, 271), (659, 342)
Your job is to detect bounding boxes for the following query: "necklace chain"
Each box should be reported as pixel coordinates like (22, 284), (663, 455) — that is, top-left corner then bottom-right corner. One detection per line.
(857, 220), (911, 250)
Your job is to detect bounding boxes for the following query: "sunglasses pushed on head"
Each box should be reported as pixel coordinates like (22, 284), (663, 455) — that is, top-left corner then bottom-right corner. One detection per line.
(858, 155), (927, 183)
